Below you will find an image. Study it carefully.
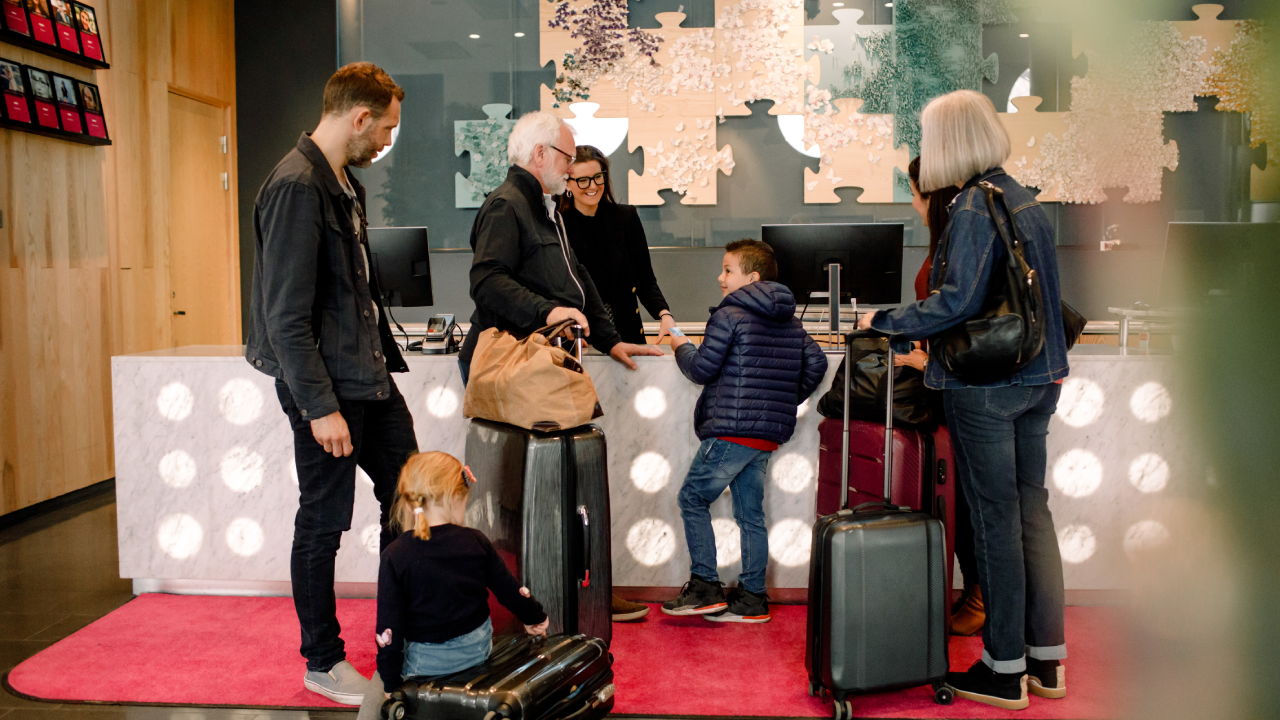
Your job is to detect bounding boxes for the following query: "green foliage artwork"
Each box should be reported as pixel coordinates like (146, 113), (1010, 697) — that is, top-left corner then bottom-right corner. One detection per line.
(454, 104), (517, 209)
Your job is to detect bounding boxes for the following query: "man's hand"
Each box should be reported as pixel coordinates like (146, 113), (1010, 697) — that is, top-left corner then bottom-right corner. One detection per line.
(670, 335), (691, 350)
(311, 411), (353, 457)
(857, 309), (878, 330)
(547, 307), (590, 337)
(609, 342), (664, 370)
(656, 313), (678, 343)
(525, 618), (550, 637)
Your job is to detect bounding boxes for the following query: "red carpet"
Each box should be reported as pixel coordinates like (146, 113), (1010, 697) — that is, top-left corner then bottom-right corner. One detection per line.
(6, 594), (1120, 718)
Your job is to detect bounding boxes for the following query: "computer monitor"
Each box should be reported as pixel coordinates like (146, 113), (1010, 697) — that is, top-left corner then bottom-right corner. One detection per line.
(1159, 222), (1280, 307)
(761, 223), (904, 305)
(367, 227), (433, 307)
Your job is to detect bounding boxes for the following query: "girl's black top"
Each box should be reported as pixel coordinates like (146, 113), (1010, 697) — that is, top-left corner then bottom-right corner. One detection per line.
(376, 524), (546, 691)
(560, 202), (670, 344)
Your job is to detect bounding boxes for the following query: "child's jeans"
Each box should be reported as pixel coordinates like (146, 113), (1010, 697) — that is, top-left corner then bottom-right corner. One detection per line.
(677, 438), (772, 594)
(403, 618), (492, 678)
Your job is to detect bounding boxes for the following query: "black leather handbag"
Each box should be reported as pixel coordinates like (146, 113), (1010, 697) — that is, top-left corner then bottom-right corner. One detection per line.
(816, 336), (941, 430)
(1061, 300), (1087, 351)
(932, 181), (1046, 384)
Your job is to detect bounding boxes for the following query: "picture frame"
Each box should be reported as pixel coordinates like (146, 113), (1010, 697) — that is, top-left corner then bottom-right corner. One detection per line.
(23, 0), (56, 46)
(77, 79), (105, 138)
(1, 57), (33, 123)
(50, 71), (81, 132)
(24, 65), (59, 128)
(3, 0), (31, 37)
(48, 0), (78, 53)
(72, 2), (102, 61)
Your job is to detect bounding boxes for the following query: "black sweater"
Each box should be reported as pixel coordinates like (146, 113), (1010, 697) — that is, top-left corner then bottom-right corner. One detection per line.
(560, 203), (670, 345)
(376, 524), (546, 691)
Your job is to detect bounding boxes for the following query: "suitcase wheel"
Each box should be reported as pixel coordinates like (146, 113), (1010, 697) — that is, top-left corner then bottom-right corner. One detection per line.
(832, 699), (853, 720)
(933, 683), (954, 705)
(808, 681), (819, 697)
(382, 699), (406, 720)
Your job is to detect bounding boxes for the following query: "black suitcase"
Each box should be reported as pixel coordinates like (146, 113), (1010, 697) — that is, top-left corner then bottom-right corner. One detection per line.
(382, 633), (615, 720)
(464, 418), (612, 646)
(805, 330), (953, 719)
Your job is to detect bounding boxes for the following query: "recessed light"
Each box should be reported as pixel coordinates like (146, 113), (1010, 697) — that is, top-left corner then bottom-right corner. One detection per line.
(1019, 33), (1030, 38)
(469, 34), (480, 39)
(832, 2), (843, 5)
(514, 32), (525, 37)
(885, 2), (893, 6)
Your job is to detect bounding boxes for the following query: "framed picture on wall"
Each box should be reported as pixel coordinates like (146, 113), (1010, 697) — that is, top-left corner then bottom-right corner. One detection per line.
(3, 0), (31, 36)
(24, 0), (56, 45)
(77, 80), (105, 138)
(1, 58), (33, 123)
(50, 72), (81, 132)
(24, 65), (59, 128)
(72, 3), (102, 61)
(48, 0), (78, 53)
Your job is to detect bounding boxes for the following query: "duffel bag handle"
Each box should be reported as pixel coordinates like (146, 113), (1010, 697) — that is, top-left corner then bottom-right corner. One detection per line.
(851, 501), (904, 514)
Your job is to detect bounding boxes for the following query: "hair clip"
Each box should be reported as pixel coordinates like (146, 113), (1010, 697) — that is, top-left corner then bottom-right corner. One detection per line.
(462, 465), (478, 487)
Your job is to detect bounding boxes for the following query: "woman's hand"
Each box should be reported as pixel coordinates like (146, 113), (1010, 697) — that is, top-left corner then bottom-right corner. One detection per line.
(894, 348), (928, 371)
(525, 618), (550, 637)
(857, 309), (878, 330)
(376, 628), (392, 648)
(656, 313), (678, 343)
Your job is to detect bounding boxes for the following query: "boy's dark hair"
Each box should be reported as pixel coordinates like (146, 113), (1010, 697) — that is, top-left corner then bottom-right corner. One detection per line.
(323, 62), (404, 120)
(725, 239), (778, 282)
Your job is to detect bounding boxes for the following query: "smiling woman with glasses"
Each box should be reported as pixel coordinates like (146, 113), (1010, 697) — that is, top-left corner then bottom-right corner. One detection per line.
(557, 145), (679, 350)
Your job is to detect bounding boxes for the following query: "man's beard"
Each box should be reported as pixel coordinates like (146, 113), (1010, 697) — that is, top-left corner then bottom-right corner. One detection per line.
(344, 127), (381, 169)
(541, 166), (568, 196)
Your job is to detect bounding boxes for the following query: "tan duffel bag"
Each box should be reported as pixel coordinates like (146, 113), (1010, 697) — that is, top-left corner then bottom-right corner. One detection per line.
(462, 321), (603, 431)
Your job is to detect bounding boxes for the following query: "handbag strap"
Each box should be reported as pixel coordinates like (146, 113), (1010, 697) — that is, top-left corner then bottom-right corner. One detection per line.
(933, 181), (1031, 293)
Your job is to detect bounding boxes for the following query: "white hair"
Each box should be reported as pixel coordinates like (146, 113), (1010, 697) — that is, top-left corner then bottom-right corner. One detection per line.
(507, 111), (569, 167)
(918, 90), (1011, 193)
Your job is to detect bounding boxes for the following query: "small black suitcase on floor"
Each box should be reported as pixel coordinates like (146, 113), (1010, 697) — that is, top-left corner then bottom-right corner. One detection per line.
(464, 418), (612, 646)
(805, 331), (952, 719)
(382, 633), (615, 720)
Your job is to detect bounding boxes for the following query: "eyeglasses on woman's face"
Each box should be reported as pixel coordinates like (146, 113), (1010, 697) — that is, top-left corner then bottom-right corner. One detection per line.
(568, 172), (607, 189)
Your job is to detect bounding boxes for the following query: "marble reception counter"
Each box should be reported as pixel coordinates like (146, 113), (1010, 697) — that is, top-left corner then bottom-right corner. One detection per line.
(113, 344), (1197, 594)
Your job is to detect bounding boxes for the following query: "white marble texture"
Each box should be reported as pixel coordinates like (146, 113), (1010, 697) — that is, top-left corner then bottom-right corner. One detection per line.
(114, 344), (1193, 591)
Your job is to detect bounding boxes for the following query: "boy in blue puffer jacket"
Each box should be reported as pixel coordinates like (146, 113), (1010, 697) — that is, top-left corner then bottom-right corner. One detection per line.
(662, 239), (828, 623)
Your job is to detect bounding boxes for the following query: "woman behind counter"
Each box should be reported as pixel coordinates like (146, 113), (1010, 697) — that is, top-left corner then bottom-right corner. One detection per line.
(558, 145), (678, 344)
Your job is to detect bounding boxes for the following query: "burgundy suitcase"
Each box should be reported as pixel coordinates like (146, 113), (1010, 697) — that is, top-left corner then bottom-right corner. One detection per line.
(816, 386), (957, 595)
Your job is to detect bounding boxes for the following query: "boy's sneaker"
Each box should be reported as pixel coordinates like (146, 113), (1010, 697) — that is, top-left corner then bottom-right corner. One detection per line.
(1027, 658), (1066, 699)
(661, 576), (727, 616)
(944, 660), (1029, 711)
(705, 588), (771, 623)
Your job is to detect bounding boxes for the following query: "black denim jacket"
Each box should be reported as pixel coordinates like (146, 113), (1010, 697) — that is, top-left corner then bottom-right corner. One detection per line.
(244, 133), (407, 420)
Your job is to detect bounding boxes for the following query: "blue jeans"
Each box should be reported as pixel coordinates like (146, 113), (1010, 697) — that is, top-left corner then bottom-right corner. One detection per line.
(944, 384), (1067, 674)
(677, 439), (772, 595)
(403, 618), (493, 679)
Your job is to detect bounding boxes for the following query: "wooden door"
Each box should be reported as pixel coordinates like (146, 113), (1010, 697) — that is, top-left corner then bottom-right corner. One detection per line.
(168, 92), (237, 346)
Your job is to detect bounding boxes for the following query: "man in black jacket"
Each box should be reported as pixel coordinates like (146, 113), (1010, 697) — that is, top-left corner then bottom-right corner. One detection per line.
(459, 111), (661, 382)
(245, 62), (416, 705)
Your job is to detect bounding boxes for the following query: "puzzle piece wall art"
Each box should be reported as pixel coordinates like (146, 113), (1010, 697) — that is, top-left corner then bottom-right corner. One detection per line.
(997, 96), (1070, 203)
(801, 98), (910, 203)
(628, 107), (734, 205)
(455, 103), (516, 209)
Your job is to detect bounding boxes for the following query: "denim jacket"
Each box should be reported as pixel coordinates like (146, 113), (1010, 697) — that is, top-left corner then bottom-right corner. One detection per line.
(244, 134), (407, 421)
(870, 168), (1069, 389)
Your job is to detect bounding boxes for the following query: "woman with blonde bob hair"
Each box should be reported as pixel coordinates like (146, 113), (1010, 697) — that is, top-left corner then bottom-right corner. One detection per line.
(859, 89), (1070, 711)
(369, 452), (548, 705)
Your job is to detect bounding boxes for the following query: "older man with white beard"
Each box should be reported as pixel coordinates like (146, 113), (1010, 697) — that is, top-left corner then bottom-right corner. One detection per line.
(458, 111), (661, 382)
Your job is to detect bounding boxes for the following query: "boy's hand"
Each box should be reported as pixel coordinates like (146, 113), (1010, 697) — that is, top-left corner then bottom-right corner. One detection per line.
(525, 618), (550, 636)
(670, 335), (691, 349)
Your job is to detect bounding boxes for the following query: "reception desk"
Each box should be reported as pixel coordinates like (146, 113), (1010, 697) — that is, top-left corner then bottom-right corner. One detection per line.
(112, 344), (1196, 595)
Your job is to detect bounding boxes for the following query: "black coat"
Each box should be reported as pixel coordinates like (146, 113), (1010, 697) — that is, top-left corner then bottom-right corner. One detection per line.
(561, 203), (670, 345)
(461, 166), (621, 364)
(674, 282), (829, 444)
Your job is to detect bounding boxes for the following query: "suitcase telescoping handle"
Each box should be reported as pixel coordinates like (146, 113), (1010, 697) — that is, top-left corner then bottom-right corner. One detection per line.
(842, 328), (895, 507)
(577, 504), (591, 587)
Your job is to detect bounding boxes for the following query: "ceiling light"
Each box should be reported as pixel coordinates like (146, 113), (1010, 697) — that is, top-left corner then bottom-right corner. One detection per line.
(469, 34), (480, 39)
(514, 32), (525, 37)
(885, 2), (893, 6)
(1019, 33), (1030, 38)
(832, 2), (843, 5)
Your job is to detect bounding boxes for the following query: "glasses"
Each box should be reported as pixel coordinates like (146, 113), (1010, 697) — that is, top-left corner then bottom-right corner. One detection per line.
(548, 144), (575, 162)
(568, 172), (607, 189)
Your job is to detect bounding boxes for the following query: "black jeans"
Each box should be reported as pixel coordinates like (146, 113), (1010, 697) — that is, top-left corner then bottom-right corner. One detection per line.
(944, 384), (1066, 674)
(275, 377), (418, 672)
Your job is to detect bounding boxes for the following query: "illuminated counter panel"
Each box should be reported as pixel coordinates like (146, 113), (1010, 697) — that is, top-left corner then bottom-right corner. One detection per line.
(112, 345), (1191, 592)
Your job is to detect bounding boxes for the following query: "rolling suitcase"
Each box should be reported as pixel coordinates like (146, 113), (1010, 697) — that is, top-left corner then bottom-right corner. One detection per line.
(806, 331), (953, 719)
(464, 418), (612, 646)
(382, 633), (615, 720)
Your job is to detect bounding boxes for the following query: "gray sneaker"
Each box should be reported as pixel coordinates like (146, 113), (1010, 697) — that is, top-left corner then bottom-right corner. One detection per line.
(303, 660), (370, 705)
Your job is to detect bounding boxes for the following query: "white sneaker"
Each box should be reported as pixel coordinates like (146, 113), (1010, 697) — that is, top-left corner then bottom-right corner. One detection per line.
(303, 660), (369, 705)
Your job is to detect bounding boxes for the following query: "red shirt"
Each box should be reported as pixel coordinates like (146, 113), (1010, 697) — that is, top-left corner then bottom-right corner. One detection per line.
(719, 437), (779, 452)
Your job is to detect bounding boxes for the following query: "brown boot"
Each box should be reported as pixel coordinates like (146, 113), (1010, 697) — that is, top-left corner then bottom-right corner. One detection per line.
(611, 594), (649, 622)
(950, 584), (985, 636)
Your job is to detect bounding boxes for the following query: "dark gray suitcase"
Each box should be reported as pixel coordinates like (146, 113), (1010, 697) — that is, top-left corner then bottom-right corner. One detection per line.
(464, 418), (612, 646)
(382, 633), (614, 720)
(804, 330), (952, 719)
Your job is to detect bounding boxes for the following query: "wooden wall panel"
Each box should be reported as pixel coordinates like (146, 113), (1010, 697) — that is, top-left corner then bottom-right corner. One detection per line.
(0, 0), (237, 516)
